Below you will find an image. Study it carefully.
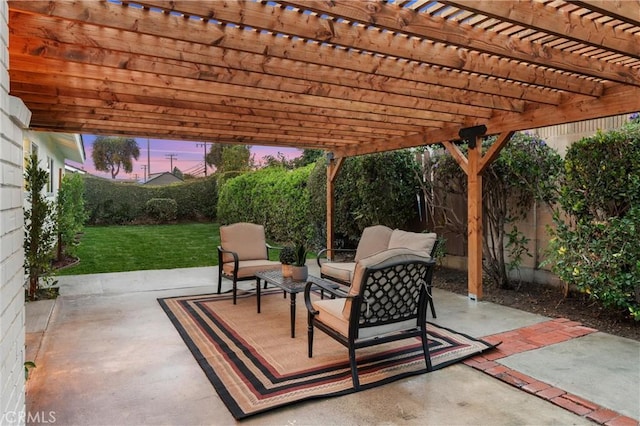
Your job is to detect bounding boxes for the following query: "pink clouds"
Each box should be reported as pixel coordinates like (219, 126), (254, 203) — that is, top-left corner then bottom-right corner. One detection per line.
(69, 135), (302, 180)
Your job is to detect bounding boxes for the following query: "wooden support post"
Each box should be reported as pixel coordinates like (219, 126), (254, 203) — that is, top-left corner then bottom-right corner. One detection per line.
(467, 140), (483, 300)
(326, 154), (343, 260)
(444, 129), (514, 300)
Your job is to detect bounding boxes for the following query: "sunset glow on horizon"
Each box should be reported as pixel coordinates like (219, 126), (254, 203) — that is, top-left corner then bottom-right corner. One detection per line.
(68, 135), (303, 180)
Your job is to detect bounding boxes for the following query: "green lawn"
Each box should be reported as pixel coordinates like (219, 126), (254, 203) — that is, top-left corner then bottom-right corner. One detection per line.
(57, 223), (221, 275)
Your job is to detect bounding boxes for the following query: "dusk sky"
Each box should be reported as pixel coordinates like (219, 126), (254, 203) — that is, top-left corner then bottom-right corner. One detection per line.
(69, 135), (303, 180)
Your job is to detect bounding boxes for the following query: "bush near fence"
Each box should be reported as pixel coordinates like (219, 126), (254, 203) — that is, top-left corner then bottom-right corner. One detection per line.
(217, 150), (421, 249)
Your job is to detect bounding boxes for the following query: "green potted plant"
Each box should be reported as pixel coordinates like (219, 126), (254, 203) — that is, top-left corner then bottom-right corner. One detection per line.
(291, 242), (308, 281)
(279, 245), (296, 278)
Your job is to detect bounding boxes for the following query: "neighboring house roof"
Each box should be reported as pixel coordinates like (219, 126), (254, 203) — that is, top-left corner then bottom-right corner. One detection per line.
(64, 164), (86, 174)
(144, 172), (183, 186)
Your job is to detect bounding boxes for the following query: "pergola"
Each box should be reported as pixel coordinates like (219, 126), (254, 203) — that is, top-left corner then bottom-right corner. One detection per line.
(8, 0), (640, 299)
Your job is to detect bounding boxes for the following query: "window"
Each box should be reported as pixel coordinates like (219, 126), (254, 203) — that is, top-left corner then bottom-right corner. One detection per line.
(47, 156), (54, 193)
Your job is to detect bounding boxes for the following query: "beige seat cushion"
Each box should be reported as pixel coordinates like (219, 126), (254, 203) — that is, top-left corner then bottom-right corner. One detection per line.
(220, 222), (269, 263)
(313, 297), (418, 339)
(320, 262), (355, 283)
(388, 229), (437, 256)
(222, 259), (281, 278)
(354, 225), (393, 262)
(343, 248), (432, 318)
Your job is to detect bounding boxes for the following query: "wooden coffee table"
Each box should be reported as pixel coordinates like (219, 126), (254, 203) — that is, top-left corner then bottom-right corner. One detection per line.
(255, 270), (339, 338)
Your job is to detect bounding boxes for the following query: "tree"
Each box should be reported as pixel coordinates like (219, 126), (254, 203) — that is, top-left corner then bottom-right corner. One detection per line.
(172, 167), (184, 180)
(206, 143), (253, 173)
(293, 149), (324, 168)
(262, 152), (294, 169)
(24, 153), (57, 300)
(221, 144), (254, 172)
(421, 133), (562, 289)
(92, 136), (140, 179)
(205, 143), (224, 171)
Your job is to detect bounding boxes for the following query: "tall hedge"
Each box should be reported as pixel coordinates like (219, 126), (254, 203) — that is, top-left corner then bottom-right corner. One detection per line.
(307, 150), (421, 247)
(547, 116), (640, 320)
(217, 165), (314, 244)
(83, 175), (218, 225)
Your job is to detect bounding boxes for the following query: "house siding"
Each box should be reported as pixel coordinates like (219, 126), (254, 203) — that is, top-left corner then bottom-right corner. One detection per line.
(0, 0), (27, 423)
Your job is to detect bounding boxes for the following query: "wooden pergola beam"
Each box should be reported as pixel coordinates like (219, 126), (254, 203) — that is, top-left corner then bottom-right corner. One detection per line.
(443, 129), (516, 300)
(326, 154), (344, 259)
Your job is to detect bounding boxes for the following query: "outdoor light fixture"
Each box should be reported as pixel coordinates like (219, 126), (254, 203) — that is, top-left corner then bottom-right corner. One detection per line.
(458, 125), (487, 148)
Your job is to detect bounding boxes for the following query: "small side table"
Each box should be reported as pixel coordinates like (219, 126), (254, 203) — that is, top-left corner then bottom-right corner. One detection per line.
(255, 270), (339, 338)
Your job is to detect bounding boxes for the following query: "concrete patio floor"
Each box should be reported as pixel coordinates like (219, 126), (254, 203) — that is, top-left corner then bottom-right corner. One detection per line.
(25, 264), (639, 426)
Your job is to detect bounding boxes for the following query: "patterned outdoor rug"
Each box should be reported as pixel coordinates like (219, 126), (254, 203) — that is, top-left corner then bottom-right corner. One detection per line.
(158, 290), (497, 420)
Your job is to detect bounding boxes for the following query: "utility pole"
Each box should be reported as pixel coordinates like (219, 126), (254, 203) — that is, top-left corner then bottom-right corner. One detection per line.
(166, 153), (177, 172)
(141, 164), (147, 182)
(196, 142), (208, 176)
(147, 138), (151, 175)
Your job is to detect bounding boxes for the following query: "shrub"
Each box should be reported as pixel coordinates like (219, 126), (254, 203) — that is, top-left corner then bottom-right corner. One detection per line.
(547, 116), (640, 320)
(57, 173), (88, 258)
(24, 153), (57, 300)
(217, 165), (314, 244)
(145, 198), (178, 222)
(307, 150), (421, 247)
(83, 175), (218, 225)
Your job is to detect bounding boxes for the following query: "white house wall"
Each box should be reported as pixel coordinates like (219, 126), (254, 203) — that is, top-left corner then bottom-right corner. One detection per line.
(1, 0), (27, 423)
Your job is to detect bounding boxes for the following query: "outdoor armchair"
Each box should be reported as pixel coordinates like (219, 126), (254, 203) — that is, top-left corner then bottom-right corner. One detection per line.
(316, 225), (439, 317)
(217, 222), (281, 305)
(304, 248), (436, 390)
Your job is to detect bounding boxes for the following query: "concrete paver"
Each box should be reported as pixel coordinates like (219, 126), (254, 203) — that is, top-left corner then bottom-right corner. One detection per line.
(500, 332), (640, 420)
(25, 265), (639, 425)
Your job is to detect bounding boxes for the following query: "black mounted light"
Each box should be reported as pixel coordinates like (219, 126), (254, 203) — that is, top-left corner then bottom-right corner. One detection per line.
(458, 125), (487, 148)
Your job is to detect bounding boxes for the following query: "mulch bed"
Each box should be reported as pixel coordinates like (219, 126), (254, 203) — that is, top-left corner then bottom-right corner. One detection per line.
(432, 267), (640, 342)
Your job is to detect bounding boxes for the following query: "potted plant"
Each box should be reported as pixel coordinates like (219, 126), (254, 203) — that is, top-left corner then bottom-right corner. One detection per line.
(279, 245), (296, 278)
(291, 242), (308, 281)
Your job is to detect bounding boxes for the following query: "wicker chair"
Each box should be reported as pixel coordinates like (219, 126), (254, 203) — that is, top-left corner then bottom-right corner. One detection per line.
(304, 248), (436, 390)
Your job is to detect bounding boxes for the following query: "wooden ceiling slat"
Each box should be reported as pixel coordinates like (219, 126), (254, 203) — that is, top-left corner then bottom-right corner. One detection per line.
(10, 35), (501, 118)
(10, 78), (444, 138)
(27, 104), (412, 139)
(341, 83), (640, 157)
(9, 10), (565, 105)
(444, 0), (639, 59)
(567, 0), (640, 27)
(137, 0), (609, 93)
(11, 56), (468, 123)
(10, 27), (528, 113)
(17, 92), (433, 134)
(33, 117), (366, 147)
(11, 0), (599, 96)
(278, 0), (638, 85)
(7, 0), (640, 156)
